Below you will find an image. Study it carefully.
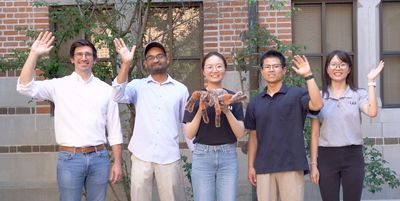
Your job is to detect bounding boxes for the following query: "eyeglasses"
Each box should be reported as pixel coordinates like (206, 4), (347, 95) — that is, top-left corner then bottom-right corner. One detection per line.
(329, 63), (348, 69)
(261, 64), (282, 70)
(146, 54), (166, 61)
(74, 52), (93, 58)
(204, 64), (224, 72)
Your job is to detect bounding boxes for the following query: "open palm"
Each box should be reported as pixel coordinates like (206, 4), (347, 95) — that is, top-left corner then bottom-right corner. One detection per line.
(367, 60), (384, 81)
(292, 55), (312, 77)
(31, 31), (55, 56)
(113, 38), (135, 64)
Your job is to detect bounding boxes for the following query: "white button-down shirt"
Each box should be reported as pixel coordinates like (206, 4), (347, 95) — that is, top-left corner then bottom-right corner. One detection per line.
(112, 75), (189, 164)
(17, 72), (123, 147)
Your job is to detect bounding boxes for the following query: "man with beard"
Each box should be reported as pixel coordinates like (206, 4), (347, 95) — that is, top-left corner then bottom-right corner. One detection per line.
(112, 39), (188, 201)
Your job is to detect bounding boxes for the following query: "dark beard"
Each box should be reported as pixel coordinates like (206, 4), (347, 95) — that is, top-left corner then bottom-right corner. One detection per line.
(148, 66), (168, 75)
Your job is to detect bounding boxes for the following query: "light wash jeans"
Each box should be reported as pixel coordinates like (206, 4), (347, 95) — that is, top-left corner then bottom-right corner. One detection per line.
(191, 143), (238, 201)
(57, 149), (110, 201)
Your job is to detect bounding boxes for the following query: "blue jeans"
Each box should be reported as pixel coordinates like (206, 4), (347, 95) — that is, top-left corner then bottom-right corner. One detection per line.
(191, 143), (238, 201)
(57, 149), (110, 201)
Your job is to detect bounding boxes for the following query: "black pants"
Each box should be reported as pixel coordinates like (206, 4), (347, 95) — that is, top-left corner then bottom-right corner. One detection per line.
(318, 145), (364, 201)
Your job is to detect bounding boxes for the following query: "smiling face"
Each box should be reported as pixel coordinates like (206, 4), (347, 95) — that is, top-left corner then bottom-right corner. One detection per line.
(202, 55), (226, 84)
(260, 57), (286, 84)
(70, 46), (95, 74)
(143, 47), (169, 75)
(326, 55), (351, 83)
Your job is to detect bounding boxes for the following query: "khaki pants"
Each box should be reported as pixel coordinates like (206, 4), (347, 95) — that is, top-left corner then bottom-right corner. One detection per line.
(130, 155), (186, 201)
(256, 171), (304, 201)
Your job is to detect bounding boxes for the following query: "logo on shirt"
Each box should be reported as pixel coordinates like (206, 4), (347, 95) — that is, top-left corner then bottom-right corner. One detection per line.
(228, 106), (233, 110)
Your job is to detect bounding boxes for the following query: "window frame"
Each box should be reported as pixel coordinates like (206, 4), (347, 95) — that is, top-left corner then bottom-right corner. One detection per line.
(380, 0), (400, 108)
(291, 0), (358, 86)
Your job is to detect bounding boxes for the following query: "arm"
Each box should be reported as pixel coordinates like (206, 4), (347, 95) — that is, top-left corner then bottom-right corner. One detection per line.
(361, 60), (384, 117)
(247, 130), (258, 186)
(109, 144), (123, 184)
(113, 38), (136, 84)
(221, 105), (245, 139)
(310, 118), (320, 185)
(20, 31), (55, 85)
(184, 108), (202, 140)
(292, 55), (323, 111)
(106, 97), (124, 184)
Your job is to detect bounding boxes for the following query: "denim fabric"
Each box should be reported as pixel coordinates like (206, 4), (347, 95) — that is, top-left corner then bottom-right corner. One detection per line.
(57, 149), (110, 201)
(191, 143), (238, 201)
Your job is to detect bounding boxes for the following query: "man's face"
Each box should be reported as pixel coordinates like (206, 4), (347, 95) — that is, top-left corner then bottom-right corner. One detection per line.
(70, 46), (95, 73)
(144, 47), (169, 75)
(260, 57), (286, 84)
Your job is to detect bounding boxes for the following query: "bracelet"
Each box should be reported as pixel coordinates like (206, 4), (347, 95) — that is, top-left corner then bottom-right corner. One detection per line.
(368, 82), (376, 87)
(304, 74), (314, 81)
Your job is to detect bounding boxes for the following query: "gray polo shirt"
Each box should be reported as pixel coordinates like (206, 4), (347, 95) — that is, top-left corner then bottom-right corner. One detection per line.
(310, 87), (368, 147)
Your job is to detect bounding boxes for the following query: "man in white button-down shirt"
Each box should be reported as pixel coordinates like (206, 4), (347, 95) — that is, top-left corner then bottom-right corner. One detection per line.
(16, 31), (123, 201)
(112, 38), (188, 201)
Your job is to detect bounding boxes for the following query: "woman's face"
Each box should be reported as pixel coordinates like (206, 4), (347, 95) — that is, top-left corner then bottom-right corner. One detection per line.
(326, 55), (350, 83)
(203, 55), (226, 84)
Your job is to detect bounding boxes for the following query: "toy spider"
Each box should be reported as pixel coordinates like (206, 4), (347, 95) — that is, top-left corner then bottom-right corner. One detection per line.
(185, 88), (247, 127)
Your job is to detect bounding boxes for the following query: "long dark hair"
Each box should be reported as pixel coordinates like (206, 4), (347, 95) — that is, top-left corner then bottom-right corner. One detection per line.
(322, 50), (356, 98)
(201, 51), (227, 70)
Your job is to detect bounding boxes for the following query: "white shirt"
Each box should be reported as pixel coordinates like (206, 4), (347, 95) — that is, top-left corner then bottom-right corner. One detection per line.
(17, 72), (123, 147)
(112, 75), (189, 164)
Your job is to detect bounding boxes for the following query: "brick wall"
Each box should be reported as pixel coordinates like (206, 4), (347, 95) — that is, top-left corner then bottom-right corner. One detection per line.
(0, 1), (50, 114)
(203, 0), (292, 66)
(0, 0), (49, 58)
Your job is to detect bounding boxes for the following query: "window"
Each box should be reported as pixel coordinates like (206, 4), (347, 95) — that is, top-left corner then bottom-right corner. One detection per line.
(144, 2), (203, 93)
(381, 1), (400, 107)
(292, 0), (356, 86)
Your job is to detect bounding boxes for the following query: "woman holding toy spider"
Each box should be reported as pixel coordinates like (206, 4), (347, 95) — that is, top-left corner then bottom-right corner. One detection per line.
(183, 51), (245, 201)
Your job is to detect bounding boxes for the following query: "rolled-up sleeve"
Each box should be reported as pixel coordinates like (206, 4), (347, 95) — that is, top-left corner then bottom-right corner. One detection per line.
(16, 78), (54, 101)
(106, 97), (123, 146)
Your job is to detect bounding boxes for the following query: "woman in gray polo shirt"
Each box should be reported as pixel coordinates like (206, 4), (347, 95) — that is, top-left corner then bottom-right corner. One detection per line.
(309, 50), (384, 201)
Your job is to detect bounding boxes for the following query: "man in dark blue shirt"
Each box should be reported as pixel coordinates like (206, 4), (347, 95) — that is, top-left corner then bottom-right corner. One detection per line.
(244, 50), (323, 201)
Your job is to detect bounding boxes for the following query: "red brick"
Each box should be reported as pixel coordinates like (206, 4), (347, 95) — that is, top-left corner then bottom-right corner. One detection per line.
(219, 19), (234, 24)
(4, 31), (17, 35)
(34, 19), (49, 23)
(15, 13), (29, 18)
(18, 19), (27, 23)
(6, 36), (15, 41)
(3, 8), (17, 13)
(3, 19), (18, 24)
(36, 106), (51, 114)
(14, 1), (29, 7)
(220, 7), (234, 12)
(6, 14), (13, 18)
(18, 8), (26, 12)
(205, 19), (218, 24)
(204, 43), (217, 47)
(4, 42), (18, 46)
(34, 12), (49, 18)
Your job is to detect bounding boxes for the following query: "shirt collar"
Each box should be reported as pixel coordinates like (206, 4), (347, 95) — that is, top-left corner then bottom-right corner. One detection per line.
(145, 74), (174, 85)
(71, 72), (94, 84)
(262, 83), (289, 97)
(325, 85), (353, 99)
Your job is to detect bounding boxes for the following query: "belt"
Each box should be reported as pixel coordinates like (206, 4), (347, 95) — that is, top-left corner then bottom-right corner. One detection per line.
(59, 144), (105, 153)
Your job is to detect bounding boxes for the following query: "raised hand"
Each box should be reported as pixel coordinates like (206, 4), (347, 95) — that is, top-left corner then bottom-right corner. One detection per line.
(113, 38), (135, 64)
(30, 31), (55, 57)
(367, 60), (384, 82)
(292, 55), (313, 77)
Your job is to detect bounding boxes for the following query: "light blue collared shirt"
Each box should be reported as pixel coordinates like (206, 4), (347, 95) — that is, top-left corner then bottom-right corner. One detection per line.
(112, 75), (189, 164)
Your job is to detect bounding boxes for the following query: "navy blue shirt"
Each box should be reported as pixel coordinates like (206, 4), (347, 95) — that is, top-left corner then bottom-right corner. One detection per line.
(244, 84), (319, 174)
(183, 89), (244, 145)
